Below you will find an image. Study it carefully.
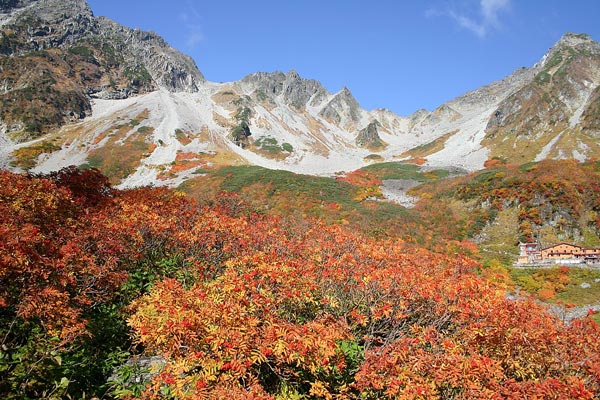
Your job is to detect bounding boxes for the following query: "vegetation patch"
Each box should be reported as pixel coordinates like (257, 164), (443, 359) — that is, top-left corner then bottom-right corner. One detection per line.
(84, 114), (154, 184)
(10, 140), (61, 169)
(360, 162), (450, 182)
(179, 165), (447, 242)
(67, 45), (95, 62)
(158, 161), (205, 180)
(535, 71), (551, 84)
(252, 136), (293, 158)
(3, 168), (599, 399)
(136, 126), (154, 134)
(254, 88), (271, 103)
(175, 128), (192, 145)
(364, 154), (384, 162)
(124, 65), (152, 87)
(211, 89), (240, 104)
(509, 266), (600, 305)
(414, 159), (600, 249)
(84, 138), (149, 183)
(400, 130), (457, 159)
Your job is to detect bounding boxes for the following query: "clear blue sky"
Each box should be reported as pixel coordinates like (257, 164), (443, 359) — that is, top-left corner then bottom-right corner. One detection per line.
(87, 0), (600, 116)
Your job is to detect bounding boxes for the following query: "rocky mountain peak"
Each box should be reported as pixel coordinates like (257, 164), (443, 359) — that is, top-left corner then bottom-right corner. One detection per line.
(2, 0), (204, 92)
(23, 0), (92, 21)
(556, 32), (595, 48)
(95, 17), (205, 92)
(242, 70), (327, 109)
(2, 0), (96, 51)
(538, 33), (600, 69)
(285, 69), (301, 80)
(318, 85), (362, 126)
(333, 86), (361, 111)
(483, 33), (600, 165)
(340, 86), (352, 95)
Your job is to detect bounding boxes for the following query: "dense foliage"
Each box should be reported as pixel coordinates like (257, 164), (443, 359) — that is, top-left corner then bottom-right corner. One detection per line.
(415, 160), (600, 245)
(1, 167), (599, 399)
(179, 165), (464, 248)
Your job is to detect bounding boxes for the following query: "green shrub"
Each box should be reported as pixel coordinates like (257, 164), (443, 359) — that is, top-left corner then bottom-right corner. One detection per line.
(68, 45), (93, 59)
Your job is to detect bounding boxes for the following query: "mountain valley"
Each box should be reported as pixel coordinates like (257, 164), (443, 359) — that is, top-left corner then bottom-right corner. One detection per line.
(2, 1), (600, 399)
(1, 0), (600, 189)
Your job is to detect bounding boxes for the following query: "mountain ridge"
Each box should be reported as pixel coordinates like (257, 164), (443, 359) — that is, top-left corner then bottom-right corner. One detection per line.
(1, 0), (600, 188)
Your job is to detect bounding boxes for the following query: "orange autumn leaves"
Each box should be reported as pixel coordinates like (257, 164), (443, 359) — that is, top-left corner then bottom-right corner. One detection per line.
(127, 205), (599, 397)
(1, 167), (599, 399)
(0, 168), (126, 341)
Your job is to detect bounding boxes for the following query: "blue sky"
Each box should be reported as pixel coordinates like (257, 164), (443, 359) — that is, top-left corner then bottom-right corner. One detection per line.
(87, 0), (600, 116)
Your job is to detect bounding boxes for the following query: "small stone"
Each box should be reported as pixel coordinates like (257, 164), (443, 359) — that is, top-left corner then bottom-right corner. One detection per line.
(580, 282), (591, 289)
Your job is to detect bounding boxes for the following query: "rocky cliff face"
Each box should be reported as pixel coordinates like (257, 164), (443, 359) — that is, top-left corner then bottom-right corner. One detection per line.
(356, 121), (385, 149)
(241, 70), (328, 110)
(0, 0), (204, 141)
(95, 17), (204, 92)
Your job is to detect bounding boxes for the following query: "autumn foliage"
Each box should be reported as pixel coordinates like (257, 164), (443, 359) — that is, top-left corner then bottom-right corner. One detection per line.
(0, 167), (599, 399)
(414, 159), (600, 242)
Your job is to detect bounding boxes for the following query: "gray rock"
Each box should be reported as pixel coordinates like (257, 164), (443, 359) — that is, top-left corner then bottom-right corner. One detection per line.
(6, 0), (204, 93)
(356, 121), (384, 148)
(581, 282), (591, 289)
(241, 70), (326, 109)
(319, 86), (361, 124)
(109, 20), (205, 92)
(88, 86), (132, 100)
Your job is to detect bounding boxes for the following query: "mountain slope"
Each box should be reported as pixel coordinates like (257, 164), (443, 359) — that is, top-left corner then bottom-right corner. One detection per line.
(2, 0), (600, 187)
(0, 0), (202, 142)
(484, 33), (600, 164)
(410, 159), (600, 259)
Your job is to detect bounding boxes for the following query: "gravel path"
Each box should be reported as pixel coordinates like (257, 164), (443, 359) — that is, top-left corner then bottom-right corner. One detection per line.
(380, 179), (420, 208)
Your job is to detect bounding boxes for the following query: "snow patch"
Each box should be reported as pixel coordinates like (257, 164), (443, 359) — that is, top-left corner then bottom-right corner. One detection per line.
(569, 83), (598, 128)
(534, 131), (564, 162)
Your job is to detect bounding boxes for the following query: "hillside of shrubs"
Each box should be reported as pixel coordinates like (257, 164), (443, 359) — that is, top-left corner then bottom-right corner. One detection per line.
(1, 166), (599, 399)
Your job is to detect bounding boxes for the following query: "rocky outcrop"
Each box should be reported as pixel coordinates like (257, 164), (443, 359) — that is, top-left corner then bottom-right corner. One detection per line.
(356, 121), (385, 148)
(319, 86), (361, 126)
(96, 17), (204, 92)
(241, 70), (326, 109)
(7, 0), (206, 93)
(0, 0), (205, 139)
